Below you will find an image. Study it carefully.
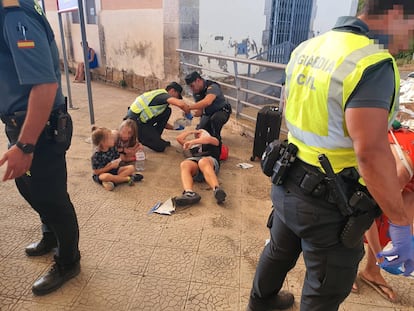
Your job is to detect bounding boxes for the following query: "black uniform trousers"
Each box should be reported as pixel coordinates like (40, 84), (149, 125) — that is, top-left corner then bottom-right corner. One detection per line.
(129, 107), (171, 152)
(4, 113), (80, 267)
(197, 109), (230, 140)
(249, 184), (364, 311)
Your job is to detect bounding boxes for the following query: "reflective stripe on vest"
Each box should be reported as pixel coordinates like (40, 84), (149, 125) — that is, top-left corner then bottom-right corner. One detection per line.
(130, 89), (168, 123)
(285, 30), (399, 172)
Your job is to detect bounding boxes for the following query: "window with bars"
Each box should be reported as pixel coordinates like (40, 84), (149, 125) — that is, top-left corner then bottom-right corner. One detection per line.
(71, 0), (97, 25)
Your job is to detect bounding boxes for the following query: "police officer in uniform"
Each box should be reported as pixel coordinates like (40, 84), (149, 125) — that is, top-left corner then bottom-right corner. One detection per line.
(185, 71), (231, 140)
(126, 82), (190, 152)
(247, 1), (414, 310)
(0, 0), (80, 295)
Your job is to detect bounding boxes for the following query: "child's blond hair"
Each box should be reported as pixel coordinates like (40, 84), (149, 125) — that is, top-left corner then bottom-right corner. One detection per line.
(91, 126), (112, 148)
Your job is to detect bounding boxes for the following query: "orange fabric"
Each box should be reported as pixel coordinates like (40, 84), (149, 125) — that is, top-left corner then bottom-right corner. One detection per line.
(388, 129), (414, 191)
(388, 129), (414, 161)
(364, 214), (390, 247)
(367, 129), (414, 247)
(376, 214), (391, 247)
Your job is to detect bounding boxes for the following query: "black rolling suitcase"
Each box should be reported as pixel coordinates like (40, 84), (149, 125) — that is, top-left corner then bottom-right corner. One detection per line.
(250, 106), (282, 161)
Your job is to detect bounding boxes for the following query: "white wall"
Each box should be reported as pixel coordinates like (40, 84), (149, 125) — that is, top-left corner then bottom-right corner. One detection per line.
(198, 0), (358, 76)
(312, 0), (358, 36)
(198, 0), (266, 75)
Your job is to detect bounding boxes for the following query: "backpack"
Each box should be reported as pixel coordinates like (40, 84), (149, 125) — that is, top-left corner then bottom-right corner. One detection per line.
(219, 144), (229, 161)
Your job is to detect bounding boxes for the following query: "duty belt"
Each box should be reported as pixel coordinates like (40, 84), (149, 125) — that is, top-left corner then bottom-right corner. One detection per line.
(205, 102), (231, 116)
(284, 159), (337, 204)
(0, 104), (67, 128)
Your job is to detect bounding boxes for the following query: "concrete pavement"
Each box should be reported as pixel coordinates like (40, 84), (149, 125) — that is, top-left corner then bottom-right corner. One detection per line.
(0, 78), (413, 311)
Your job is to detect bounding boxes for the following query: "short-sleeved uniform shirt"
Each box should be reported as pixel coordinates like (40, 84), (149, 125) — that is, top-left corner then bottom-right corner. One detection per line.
(0, 0), (64, 115)
(149, 93), (171, 107)
(333, 17), (395, 112)
(193, 80), (227, 116)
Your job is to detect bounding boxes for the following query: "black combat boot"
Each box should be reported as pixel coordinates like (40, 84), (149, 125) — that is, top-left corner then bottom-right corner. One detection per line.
(25, 232), (57, 256)
(32, 261), (80, 296)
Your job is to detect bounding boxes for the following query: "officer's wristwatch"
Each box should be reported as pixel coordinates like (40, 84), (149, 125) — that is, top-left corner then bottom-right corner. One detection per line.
(15, 141), (35, 154)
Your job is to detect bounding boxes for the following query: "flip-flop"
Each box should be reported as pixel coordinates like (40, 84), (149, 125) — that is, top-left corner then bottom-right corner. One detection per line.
(358, 272), (397, 302)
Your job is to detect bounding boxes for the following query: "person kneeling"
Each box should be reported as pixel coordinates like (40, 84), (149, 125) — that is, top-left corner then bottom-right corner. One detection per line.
(175, 129), (226, 206)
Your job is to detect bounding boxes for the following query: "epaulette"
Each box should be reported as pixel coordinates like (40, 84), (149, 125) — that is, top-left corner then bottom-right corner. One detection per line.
(3, 0), (20, 8)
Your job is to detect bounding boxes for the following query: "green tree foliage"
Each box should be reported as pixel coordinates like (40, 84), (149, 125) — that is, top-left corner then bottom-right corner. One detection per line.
(357, 0), (412, 62)
(358, 0), (365, 13)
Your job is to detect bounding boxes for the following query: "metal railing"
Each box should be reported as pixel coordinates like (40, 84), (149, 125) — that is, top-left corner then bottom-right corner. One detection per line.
(177, 49), (286, 125)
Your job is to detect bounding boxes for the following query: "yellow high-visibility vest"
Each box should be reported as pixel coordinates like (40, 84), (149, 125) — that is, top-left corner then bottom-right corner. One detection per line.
(285, 30), (399, 172)
(130, 89), (169, 123)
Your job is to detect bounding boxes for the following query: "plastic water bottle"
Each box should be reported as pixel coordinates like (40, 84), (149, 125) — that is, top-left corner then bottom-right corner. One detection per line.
(135, 150), (145, 171)
(185, 113), (193, 126)
(173, 118), (187, 130)
(173, 113), (193, 130)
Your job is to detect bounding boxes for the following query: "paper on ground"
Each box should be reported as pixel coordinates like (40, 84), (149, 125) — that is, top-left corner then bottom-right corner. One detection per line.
(237, 162), (254, 169)
(149, 198), (175, 215)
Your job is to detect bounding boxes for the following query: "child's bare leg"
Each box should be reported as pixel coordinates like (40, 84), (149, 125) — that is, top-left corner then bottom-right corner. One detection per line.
(198, 157), (219, 189)
(180, 160), (199, 190)
(99, 172), (131, 184)
(118, 165), (135, 177)
(74, 63), (85, 81)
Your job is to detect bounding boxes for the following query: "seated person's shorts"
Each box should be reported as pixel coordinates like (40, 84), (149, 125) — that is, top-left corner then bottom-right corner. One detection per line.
(187, 156), (219, 182)
(92, 168), (118, 184)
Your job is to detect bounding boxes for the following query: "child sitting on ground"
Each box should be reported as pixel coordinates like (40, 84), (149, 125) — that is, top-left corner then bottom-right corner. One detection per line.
(113, 119), (143, 166)
(91, 126), (142, 191)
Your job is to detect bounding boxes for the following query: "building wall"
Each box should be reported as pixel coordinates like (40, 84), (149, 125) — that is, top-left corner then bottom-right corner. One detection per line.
(99, 10), (164, 77)
(42, 0), (358, 90)
(163, 0), (184, 81)
(44, 0), (183, 91)
(197, 0), (266, 76)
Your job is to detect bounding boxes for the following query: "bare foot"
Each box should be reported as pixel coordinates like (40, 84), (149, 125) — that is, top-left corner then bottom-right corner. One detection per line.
(359, 271), (397, 302)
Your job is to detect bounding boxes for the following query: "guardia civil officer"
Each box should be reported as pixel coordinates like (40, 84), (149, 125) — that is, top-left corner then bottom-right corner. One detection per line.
(0, 0), (80, 295)
(185, 71), (232, 140)
(125, 82), (190, 152)
(247, 1), (414, 310)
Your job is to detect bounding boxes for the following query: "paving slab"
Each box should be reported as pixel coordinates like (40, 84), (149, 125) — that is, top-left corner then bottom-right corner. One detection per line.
(0, 79), (413, 311)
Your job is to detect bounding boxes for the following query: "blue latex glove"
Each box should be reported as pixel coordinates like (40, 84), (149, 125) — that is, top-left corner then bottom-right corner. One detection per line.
(185, 113), (193, 120)
(402, 259), (414, 277)
(377, 223), (414, 276)
(175, 125), (184, 130)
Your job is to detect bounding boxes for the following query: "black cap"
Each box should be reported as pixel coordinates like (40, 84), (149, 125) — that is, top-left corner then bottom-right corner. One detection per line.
(185, 71), (201, 85)
(166, 82), (183, 99)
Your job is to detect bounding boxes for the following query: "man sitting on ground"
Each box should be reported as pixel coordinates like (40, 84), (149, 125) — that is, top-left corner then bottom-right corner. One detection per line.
(174, 129), (226, 206)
